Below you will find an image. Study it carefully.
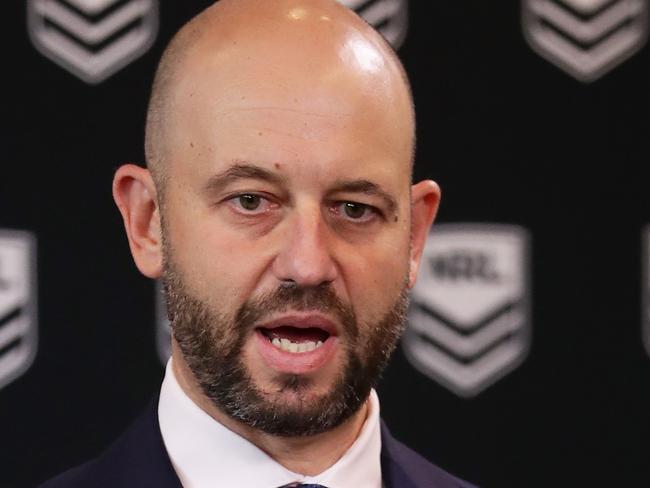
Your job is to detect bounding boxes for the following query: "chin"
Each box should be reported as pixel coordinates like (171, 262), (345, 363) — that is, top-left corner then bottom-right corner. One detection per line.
(258, 370), (340, 402)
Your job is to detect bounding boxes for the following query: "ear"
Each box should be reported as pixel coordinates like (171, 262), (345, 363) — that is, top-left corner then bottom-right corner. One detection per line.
(112, 164), (163, 279)
(408, 180), (441, 289)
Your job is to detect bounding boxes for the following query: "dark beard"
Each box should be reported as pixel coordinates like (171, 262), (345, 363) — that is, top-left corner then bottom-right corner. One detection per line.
(163, 252), (409, 437)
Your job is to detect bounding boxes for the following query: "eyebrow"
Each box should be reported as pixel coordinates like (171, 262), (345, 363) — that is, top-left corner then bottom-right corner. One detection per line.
(329, 179), (398, 215)
(203, 162), (285, 195)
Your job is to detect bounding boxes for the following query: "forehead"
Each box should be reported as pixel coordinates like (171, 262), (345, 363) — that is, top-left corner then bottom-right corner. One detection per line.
(166, 30), (413, 185)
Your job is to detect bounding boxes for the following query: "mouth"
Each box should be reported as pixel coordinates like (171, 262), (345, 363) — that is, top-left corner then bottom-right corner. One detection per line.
(253, 313), (339, 374)
(259, 326), (330, 353)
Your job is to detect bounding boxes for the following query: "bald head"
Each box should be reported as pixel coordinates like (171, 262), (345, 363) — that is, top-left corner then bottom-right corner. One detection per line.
(144, 0), (414, 194)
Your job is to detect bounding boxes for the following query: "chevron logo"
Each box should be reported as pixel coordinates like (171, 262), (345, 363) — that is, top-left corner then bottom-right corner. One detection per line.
(27, 0), (159, 84)
(403, 224), (531, 397)
(522, 0), (649, 82)
(339, 0), (409, 49)
(0, 231), (38, 391)
(642, 227), (650, 358)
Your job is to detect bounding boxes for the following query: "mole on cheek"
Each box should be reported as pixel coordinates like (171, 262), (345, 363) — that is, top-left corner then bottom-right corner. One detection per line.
(274, 163), (281, 170)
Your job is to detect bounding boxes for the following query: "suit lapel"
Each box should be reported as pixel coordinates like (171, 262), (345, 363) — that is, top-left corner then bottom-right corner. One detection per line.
(96, 399), (182, 488)
(380, 420), (477, 488)
(380, 421), (419, 488)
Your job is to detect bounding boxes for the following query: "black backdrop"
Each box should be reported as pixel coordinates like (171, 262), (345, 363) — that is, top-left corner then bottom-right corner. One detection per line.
(3, 1), (650, 487)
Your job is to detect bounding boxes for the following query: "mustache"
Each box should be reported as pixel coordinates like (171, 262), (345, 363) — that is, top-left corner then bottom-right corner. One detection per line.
(235, 282), (358, 339)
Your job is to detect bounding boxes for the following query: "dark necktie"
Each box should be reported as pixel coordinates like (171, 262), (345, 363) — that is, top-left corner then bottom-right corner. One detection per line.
(279, 484), (328, 488)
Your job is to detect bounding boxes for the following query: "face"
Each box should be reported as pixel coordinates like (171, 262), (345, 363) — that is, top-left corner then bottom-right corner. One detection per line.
(158, 30), (417, 436)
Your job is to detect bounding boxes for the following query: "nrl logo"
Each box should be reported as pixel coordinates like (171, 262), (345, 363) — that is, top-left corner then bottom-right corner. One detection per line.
(0, 231), (38, 391)
(522, 0), (649, 82)
(641, 225), (650, 355)
(403, 224), (531, 397)
(155, 279), (171, 364)
(27, 0), (159, 84)
(339, 0), (409, 49)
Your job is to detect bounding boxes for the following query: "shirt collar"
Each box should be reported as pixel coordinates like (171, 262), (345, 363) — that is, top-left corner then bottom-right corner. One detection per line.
(158, 358), (383, 488)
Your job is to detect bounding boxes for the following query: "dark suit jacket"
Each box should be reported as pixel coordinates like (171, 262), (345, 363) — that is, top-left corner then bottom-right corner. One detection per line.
(40, 400), (477, 488)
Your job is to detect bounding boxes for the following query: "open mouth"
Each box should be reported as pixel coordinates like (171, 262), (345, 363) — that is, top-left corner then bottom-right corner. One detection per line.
(259, 326), (331, 354)
(256, 313), (337, 356)
(254, 314), (339, 373)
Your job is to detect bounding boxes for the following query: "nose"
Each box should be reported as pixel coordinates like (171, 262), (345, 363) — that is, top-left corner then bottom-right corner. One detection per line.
(272, 205), (338, 287)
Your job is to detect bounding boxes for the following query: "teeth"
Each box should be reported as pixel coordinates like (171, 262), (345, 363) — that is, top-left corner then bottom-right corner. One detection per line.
(270, 337), (325, 353)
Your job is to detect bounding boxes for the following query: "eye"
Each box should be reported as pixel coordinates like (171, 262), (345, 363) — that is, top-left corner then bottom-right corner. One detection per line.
(333, 201), (380, 223)
(238, 194), (262, 211)
(227, 193), (276, 214)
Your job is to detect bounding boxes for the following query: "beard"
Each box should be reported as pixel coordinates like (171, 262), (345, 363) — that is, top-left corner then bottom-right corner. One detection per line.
(162, 246), (409, 437)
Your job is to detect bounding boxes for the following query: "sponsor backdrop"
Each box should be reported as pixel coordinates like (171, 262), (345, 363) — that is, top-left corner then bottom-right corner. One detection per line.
(2, 0), (649, 486)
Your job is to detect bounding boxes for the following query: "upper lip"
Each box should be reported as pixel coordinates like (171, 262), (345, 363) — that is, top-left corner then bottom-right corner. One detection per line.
(257, 313), (339, 336)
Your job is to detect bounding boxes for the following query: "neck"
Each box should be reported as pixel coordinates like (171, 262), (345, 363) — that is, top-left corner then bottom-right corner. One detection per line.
(171, 348), (369, 476)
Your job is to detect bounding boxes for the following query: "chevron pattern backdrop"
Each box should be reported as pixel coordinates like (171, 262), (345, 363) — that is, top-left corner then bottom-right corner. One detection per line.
(2, 1), (650, 486)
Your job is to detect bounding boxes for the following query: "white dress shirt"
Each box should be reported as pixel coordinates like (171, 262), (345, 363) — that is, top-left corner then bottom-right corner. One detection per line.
(158, 358), (383, 488)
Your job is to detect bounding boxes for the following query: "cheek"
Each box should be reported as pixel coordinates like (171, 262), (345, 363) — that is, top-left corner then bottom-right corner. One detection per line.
(342, 237), (410, 323)
(165, 204), (269, 306)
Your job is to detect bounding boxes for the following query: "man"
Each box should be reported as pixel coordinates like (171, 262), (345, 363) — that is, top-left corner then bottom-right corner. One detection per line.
(42, 0), (476, 486)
